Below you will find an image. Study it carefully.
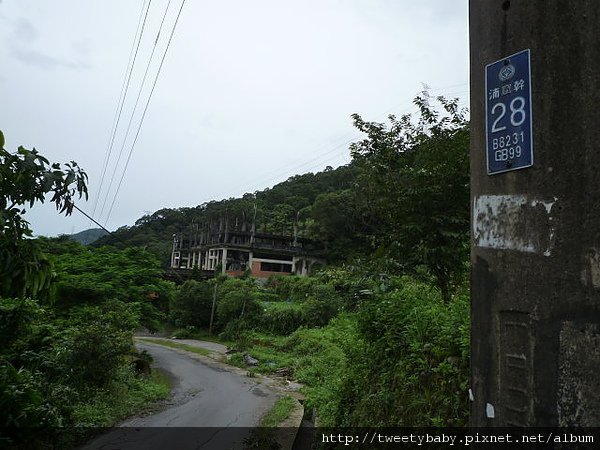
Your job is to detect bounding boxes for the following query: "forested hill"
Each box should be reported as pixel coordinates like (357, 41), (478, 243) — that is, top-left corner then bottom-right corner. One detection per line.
(68, 228), (108, 245)
(93, 163), (363, 264)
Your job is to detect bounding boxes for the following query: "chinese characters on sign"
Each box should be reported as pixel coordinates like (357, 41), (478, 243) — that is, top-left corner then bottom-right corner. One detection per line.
(485, 49), (533, 175)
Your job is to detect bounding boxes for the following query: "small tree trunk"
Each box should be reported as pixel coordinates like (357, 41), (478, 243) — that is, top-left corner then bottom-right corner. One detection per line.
(433, 267), (451, 303)
(439, 279), (451, 303)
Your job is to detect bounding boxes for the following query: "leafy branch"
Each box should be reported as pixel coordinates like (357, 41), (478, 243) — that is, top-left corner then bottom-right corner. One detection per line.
(0, 130), (88, 298)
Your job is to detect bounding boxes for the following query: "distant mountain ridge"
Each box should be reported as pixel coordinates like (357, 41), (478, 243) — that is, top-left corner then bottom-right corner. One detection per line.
(68, 228), (108, 245)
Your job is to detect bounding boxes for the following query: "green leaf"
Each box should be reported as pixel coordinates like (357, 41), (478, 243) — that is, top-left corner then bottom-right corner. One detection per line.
(0, 130), (4, 148)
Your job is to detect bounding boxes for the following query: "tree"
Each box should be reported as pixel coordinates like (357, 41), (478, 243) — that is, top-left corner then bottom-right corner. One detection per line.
(169, 280), (214, 328)
(309, 189), (371, 261)
(39, 239), (171, 330)
(350, 94), (470, 301)
(0, 130), (88, 298)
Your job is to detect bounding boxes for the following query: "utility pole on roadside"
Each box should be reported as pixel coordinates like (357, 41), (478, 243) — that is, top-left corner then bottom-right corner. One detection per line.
(209, 283), (217, 335)
(470, 1), (600, 426)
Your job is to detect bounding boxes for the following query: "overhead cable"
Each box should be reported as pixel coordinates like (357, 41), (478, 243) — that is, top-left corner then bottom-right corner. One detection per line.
(104, 0), (187, 226)
(90, 0), (153, 223)
(230, 89), (468, 196)
(98, 0), (173, 222)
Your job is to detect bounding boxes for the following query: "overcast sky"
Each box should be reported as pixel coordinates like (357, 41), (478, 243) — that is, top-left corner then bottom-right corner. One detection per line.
(0, 0), (469, 236)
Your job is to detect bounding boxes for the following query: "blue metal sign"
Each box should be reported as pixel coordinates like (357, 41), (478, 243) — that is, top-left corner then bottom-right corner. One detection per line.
(485, 49), (533, 175)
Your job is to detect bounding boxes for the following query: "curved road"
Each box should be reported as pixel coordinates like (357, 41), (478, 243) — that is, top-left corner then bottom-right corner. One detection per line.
(83, 341), (278, 450)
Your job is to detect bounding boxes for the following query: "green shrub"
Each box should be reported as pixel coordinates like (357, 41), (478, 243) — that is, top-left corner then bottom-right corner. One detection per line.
(169, 280), (214, 328)
(219, 318), (252, 342)
(11, 303), (137, 392)
(264, 275), (320, 302)
(281, 314), (362, 426)
(0, 297), (42, 349)
(216, 290), (263, 330)
(337, 277), (470, 427)
(55, 323), (132, 389)
(301, 284), (341, 328)
(259, 302), (304, 335)
(0, 362), (64, 428)
(70, 364), (170, 427)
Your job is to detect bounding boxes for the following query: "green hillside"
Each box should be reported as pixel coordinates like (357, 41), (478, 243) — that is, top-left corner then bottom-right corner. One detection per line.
(68, 228), (108, 245)
(93, 163), (365, 264)
(95, 95), (469, 299)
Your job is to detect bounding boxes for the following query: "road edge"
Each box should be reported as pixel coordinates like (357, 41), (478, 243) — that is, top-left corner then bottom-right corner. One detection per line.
(135, 337), (305, 449)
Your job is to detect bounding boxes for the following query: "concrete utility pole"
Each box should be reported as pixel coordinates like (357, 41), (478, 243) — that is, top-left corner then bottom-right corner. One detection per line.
(209, 283), (217, 336)
(470, 1), (600, 426)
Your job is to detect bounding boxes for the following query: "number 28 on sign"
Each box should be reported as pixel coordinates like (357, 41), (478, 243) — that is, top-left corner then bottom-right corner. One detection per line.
(485, 49), (533, 175)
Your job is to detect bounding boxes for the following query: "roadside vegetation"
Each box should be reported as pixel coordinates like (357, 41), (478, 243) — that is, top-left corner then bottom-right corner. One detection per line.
(0, 131), (172, 449)
(169, 271), (469, 427)
(1, 93), (470, 445)
(259, 396), (296, 427)
(0, 242), (174, 449)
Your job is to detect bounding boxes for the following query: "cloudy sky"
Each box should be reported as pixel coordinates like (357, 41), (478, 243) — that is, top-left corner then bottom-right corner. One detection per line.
(0, 0), (469, 236)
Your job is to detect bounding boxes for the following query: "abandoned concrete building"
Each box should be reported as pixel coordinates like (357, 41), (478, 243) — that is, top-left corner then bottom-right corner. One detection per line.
(170, 218), (325, 279)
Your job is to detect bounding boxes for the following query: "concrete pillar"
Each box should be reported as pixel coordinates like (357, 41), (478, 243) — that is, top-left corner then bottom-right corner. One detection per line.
(470, 1), (600, 426)
(221, 248), (227, 274)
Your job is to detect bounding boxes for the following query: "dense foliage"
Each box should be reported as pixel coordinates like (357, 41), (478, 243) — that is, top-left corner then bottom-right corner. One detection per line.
(0, 132), (170, 448)
(168, 268), (469, 427)
(350, 94), (470, 300)
(40, 237), (171, 330)
(337, 279), (469, 426)
(0, 244), (171, 448)
(0, 130), (87, 300)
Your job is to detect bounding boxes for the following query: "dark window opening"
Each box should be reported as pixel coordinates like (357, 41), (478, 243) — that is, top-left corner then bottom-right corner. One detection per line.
(260, 262), (292, 273)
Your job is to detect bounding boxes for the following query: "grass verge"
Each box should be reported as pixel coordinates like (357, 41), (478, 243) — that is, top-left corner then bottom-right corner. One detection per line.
(260, 396), (296, 427)
(243, 396), (298, 450)
(169, 327), (233, 345)
(138, 337), (211, 356)
(62, 365), (172, 448)
(72, 366), (171, 427)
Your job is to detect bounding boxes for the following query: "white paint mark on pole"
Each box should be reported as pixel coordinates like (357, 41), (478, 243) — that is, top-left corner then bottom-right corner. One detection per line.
(486, 403), (495, 418)
(473, 194), (556, 255)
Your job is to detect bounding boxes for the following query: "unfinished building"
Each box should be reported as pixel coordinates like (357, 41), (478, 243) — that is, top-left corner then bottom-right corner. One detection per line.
(170, 218), (325, 279)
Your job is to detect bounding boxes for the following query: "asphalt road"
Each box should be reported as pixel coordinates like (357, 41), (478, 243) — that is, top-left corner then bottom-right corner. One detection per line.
(82, 341), (279, 450)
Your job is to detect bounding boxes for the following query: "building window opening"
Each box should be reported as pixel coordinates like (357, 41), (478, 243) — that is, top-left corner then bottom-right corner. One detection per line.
(260, 262), (292, 273)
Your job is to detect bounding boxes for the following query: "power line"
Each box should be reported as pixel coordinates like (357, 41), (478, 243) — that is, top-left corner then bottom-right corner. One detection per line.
(104, 0), (187, 227)
(69, 202), (128, 246)
(229, 98), (419, 195)
(68, 200), (190, 284)
(230, 97), (429, 195)
(234, 136), (358, 196)
(429, 82), (469, 92)
(230, 89), (469, 196)
(98, 0), (173, 222)
(91, 0), (153, 223)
